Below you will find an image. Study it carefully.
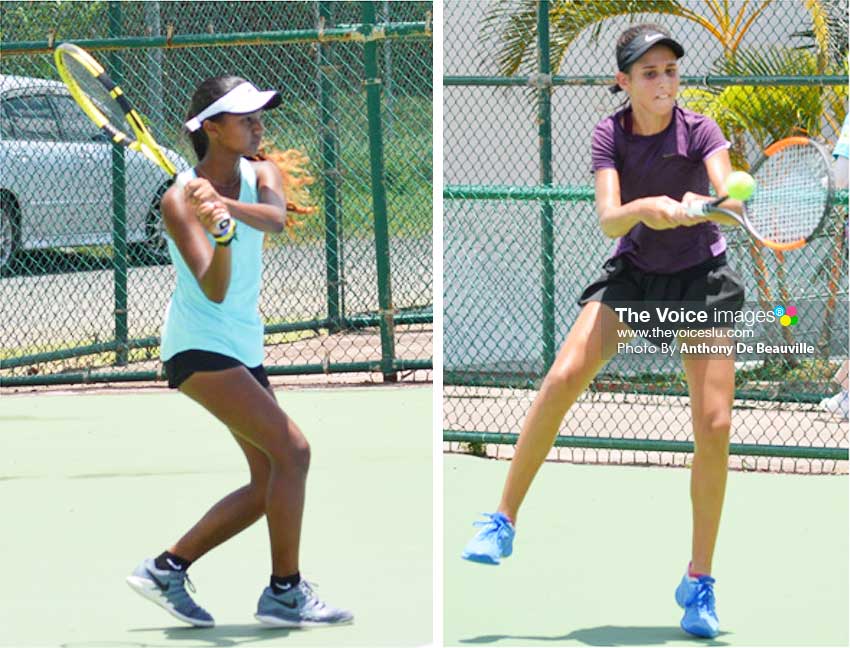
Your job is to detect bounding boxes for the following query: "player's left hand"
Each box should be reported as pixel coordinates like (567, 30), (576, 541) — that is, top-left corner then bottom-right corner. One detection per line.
(679, 192), (711, 226)
(184, 178), (222, 207)
(682, 190), (742, 226)
(195, 200), (230, 236)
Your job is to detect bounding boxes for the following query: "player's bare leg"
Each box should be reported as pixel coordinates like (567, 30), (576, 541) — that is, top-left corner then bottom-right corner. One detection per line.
(497, 302), (629, 522)
(680, 330), (735, 575)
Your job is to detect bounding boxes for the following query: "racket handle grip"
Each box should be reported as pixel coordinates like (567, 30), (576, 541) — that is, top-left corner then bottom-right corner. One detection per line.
(687, 200), (707, 216)
(174, 175), (186, 191)
(212, 215), (236, 245)
(214, 217), (234, 237)
(174, 174), (236, 242)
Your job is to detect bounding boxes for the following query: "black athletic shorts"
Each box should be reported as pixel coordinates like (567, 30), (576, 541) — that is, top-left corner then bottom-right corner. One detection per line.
(577, 253), (745, 336)
(163, 350), (270, 389)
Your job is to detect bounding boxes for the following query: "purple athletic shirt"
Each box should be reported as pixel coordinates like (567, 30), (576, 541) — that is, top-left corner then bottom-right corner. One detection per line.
(591, 104), (731, 273)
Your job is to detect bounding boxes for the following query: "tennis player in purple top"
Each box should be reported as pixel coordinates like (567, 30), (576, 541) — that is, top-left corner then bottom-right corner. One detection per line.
(461, 24), (746, 639)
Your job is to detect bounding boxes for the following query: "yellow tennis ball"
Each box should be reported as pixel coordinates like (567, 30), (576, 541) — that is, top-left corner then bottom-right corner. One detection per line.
(726, 171), (756, 200)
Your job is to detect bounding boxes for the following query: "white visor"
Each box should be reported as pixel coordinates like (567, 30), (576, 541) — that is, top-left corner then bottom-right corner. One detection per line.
(184, 82), (281, 132)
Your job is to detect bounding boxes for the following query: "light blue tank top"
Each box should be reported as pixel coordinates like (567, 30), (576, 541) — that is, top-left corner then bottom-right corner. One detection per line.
(160, 157), (265, 366)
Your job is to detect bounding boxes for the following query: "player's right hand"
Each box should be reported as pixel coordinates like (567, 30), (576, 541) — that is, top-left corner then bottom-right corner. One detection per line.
(642, 196), (694, 230)
(195, 200), (231, 237)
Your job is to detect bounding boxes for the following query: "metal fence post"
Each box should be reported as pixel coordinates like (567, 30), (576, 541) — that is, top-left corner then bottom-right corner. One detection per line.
(537, 0), (555, 372)
(317, 1), (343, 334)
(362, 0), (397, 382)
(144, 2), (164, 137)
(108, 0), (128, 366)
(382, 0), (394, 139)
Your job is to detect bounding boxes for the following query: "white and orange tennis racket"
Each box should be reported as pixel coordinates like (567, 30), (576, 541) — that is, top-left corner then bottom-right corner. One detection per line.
(688, 137), (834, 251)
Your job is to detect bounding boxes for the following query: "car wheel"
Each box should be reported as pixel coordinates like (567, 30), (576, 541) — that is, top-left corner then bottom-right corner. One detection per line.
(144, 182), (170, 260)
(0, 195), (20, 272)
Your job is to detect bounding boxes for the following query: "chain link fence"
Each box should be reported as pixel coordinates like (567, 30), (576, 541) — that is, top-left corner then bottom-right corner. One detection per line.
(1, 0), (432, 386)
(443, 0), (848, 473)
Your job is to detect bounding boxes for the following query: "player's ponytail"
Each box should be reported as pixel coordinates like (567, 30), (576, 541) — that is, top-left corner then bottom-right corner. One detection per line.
(250, 143), (318, 237)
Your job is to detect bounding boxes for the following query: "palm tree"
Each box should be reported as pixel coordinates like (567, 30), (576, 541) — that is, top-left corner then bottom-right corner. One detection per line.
(684, 47), (846, 166)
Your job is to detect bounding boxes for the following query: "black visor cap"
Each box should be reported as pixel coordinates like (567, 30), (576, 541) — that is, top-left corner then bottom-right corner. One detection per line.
(617, 31), (684, 72)
(610, 29), (685, 93)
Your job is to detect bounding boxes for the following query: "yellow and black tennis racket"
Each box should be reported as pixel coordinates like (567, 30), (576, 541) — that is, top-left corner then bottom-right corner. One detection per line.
(53, 42), (233, 238)
(687, 137), (834, 251)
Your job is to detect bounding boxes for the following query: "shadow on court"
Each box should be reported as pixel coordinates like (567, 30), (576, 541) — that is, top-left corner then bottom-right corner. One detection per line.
(459, 626), (731, 646)
(62, 624), (295, 647)
(60, 624), (358, 648)
(142, 623), (294, 645)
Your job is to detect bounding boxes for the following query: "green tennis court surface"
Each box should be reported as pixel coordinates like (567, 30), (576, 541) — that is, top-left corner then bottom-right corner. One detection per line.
(445, 454), (848, 646)
(0, 386), (432, 647)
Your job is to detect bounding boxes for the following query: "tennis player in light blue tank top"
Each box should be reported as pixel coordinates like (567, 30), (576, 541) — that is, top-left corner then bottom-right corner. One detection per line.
(126, 75), (352, 630)
(161, 157), (264, 367)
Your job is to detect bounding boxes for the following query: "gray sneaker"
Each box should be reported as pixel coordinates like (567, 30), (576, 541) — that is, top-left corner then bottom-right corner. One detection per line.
(255, 581), (353, 627)
(126, 558), (214, 627)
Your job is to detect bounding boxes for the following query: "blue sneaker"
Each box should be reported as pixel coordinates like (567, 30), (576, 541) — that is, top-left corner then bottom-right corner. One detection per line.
(255, 580), (353, 627)
(126, 558), (214, 627)
(675, 573), (720, 638)
(461, 512), (515, 565)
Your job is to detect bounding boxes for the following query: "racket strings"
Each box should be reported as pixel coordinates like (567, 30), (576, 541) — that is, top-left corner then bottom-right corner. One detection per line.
(59, 51), (133, 138)
(748, 144), (829, 244)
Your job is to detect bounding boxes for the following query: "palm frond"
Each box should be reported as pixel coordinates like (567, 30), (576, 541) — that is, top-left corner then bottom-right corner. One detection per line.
(728, 0), (773, 56)
(681, 47), (833, 167)
(549, 0), (697, 75)
(802, 0), (831, 71)
(482, 0), (689, 77)
(792, 0), (847, 67)
(479, 0), (538, 77)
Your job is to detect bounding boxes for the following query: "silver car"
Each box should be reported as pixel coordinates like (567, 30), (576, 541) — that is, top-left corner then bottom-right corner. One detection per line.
(0, 74), (190, 269)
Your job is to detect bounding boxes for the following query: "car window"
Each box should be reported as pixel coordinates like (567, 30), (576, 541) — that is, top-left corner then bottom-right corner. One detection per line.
(0, 94), (60, 141)
(50, 94), (102, 142)
(0, 100), (17, 139)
